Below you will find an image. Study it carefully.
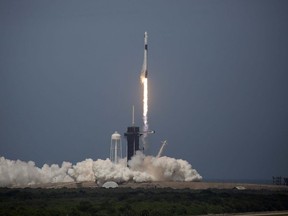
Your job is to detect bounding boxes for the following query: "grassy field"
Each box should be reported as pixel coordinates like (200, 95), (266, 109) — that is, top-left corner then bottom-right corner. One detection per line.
(0, 187), (287, 216)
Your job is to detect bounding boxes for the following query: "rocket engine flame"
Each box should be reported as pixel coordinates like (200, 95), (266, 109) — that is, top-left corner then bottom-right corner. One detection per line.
(141, 76), (149, 149)
(141, 76), (148, 130)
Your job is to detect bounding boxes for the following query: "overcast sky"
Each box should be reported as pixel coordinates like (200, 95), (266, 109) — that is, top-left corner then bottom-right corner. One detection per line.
(1, 0), (287, 180)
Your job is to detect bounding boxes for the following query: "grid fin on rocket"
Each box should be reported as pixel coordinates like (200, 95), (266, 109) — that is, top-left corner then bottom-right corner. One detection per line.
(141, 32), (148, 78)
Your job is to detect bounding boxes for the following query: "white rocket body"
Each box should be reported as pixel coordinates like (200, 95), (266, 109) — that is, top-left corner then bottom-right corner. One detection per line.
(141, 32), (148, 78)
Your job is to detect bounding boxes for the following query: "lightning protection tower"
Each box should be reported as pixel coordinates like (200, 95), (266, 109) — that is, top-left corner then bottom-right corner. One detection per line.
(124, 106), (142, 163)
(110, 131), (122, 163)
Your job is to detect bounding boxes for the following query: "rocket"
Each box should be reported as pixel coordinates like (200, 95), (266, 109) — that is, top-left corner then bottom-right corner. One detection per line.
(141, 32), (148, 78)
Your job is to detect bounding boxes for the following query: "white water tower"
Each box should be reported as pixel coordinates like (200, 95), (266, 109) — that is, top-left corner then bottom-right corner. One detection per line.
(110, 131), (122, 163)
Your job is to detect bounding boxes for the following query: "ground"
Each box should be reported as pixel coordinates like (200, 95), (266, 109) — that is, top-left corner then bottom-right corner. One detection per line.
(23, 181), (288, 191)
(2, 181), (287, 216)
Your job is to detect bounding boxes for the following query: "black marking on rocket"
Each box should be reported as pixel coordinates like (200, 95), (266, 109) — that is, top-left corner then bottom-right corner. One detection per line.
(145, 44), (148, 50)
(145, 70), (148, 78)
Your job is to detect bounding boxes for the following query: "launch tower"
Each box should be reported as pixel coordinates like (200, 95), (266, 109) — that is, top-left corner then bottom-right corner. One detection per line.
(124, 126), (141, 162)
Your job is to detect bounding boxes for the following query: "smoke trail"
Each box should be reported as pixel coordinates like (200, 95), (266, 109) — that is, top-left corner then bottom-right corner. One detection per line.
(0, 154), (202, 187)
(157, 141), (167, 158)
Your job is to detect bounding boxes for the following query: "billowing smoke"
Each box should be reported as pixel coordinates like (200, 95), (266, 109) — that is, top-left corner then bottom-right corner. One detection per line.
(0, 152), (202, 187)
(0, 157), (73, 187)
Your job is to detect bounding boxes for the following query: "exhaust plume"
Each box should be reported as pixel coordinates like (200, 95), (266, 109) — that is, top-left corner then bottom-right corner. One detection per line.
(0, 154), (202, 187)
(141, 75), (149, 149)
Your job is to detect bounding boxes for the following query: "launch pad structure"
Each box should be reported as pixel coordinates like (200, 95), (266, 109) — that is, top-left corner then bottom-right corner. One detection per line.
(124, 121), (155, 163)
(124, 126), (141, 162)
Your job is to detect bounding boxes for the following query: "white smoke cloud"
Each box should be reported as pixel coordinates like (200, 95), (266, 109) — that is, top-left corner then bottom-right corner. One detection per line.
(0, 153), (202, 187)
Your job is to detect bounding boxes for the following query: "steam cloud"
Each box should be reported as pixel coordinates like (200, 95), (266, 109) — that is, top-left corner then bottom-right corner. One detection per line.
(0, 152), (202, 187)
